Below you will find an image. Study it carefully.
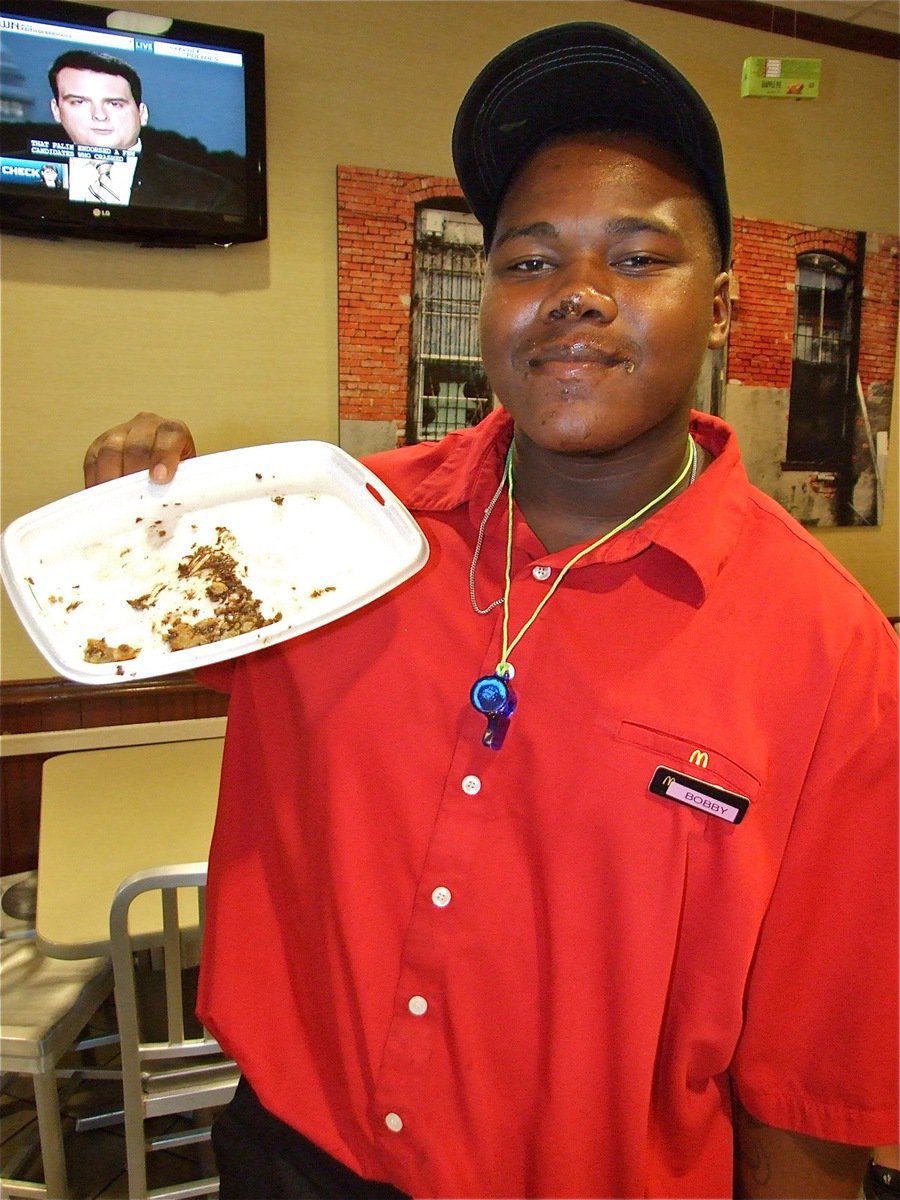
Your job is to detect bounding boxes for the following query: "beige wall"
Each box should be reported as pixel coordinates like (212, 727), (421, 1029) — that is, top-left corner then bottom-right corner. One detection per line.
(2, 0), (898, 678)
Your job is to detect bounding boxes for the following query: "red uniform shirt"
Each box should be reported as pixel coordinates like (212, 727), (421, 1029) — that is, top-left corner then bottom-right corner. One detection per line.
(197, 409), (898, 1198)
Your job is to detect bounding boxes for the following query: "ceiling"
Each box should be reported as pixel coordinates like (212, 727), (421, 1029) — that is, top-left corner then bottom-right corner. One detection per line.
(767, 1), (899, 34)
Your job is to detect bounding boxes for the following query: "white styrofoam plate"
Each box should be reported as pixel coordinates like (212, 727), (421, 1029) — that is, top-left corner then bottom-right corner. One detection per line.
(1, 441), (429, 684)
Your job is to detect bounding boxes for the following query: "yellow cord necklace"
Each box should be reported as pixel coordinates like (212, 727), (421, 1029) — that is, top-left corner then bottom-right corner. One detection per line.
(470, 435), (698, 750)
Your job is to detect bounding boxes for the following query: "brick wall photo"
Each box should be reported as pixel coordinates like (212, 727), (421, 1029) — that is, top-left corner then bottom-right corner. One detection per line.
(336, 165), (897, 524)
(725, 216), (897, 526)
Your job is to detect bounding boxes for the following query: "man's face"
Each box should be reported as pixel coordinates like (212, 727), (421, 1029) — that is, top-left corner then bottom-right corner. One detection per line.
(479, 132), (730, 458)
(50, 67), (147, 150)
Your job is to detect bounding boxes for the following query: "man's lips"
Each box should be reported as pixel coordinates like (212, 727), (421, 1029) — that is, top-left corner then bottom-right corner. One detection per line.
(523, 341), (634, 371)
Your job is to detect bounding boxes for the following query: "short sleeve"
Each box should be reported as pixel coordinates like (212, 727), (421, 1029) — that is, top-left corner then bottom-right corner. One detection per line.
(732, 614), (899, 1146)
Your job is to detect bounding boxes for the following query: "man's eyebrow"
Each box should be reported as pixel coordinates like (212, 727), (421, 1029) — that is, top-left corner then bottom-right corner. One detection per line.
(604, 215), (683, 241)
(492, 215), (686, 250)
(491, 221), (559, 250)
(61, 90), (127, 102)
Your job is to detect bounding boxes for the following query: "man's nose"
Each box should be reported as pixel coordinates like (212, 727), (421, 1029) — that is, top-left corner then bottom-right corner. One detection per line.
(90, 103), (110, 121)
(543, 283), (617, 323)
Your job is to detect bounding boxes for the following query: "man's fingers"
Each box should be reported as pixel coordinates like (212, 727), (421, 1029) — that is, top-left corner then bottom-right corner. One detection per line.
(84, 428), (135, 487)
(147, 420), (196, 483)
(83, 414), (195, 488)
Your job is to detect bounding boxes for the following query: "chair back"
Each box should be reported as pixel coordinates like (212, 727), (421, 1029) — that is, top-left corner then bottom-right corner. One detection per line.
(109, 862), (238, 1200)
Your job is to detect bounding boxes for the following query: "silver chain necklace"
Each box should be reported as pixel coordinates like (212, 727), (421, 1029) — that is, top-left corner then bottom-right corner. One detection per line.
(468, 449), (512, 615)
(468, 437), (700, 616)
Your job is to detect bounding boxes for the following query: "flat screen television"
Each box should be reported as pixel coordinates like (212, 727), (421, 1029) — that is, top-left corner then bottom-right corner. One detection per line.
(0, 0), (266, 245)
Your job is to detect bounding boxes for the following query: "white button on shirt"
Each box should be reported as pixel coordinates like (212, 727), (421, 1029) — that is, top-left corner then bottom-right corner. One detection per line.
(384, 1111), (403, 1132)
(461, 775), (481, 795)
(408, 994), (428, 1016)
(532, 565), (552, 581)
(431, 886), (452, 907)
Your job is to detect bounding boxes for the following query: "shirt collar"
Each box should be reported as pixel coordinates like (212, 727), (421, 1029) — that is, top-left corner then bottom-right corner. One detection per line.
(402, 405), (513, 517)
(403, 407), (749, 605)
(643, 411), (749, 602)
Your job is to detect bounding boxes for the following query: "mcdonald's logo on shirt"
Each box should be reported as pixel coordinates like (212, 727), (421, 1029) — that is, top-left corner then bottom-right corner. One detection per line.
(689, 749), (709, 768)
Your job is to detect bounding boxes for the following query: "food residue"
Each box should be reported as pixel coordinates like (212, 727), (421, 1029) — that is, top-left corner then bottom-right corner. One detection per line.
(84, 637), (140, 664)
(127, 585), (164, 611)
(156, 528), (281, 651)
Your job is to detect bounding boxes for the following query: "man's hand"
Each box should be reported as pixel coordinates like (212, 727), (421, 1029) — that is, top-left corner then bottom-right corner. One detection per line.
(83, 411), (196, 487)
(734, 1099), (871, 1198)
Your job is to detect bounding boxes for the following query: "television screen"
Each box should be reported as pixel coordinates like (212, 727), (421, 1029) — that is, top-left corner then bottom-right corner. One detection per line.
(0, 0), (266, 245)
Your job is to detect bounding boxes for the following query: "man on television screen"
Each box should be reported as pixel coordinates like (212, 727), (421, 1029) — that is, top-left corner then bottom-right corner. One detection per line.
(48, 49), (240, 213)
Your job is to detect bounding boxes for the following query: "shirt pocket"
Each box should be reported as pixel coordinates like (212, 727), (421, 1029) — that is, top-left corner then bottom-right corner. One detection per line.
(615, 719), (763, 835)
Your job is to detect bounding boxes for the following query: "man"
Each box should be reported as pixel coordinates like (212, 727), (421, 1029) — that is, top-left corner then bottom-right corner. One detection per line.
(48, 49), (240, 212)
(82, 22), (897, 1200)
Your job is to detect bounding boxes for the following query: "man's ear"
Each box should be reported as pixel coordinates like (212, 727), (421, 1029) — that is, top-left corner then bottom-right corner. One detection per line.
(139, 103), (149, 128)
(50, 97), (61, 124)
(708, 271), (732, 350)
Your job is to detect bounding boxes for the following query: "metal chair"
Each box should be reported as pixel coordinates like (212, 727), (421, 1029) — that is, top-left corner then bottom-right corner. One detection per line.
(109, 862), (239, 1200)
(0, 939), (114, 1198)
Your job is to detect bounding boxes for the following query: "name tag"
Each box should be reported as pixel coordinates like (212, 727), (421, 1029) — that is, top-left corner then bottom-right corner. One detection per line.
(649, 766), (750, 825)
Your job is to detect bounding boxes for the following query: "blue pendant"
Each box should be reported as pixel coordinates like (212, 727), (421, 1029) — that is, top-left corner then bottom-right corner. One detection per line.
(470, 672), (517, 751)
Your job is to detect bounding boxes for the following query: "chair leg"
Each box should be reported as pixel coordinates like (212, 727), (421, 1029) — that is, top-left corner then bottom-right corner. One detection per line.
(123, 1101), (149, 1199)
(31, 1071), (70, 1200)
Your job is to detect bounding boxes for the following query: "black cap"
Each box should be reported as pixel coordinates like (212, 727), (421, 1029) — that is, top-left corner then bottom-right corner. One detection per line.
(452, 22), (731, 267)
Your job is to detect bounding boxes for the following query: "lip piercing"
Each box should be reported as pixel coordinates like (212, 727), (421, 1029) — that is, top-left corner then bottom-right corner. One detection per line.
(622, 359), (635, 374)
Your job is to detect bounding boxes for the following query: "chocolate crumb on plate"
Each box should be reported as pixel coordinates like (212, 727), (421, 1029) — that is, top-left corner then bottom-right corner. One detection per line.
(157, 528), (281, 651)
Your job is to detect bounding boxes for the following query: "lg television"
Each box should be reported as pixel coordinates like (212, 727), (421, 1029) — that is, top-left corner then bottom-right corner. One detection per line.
(0, 0), (266, 245)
